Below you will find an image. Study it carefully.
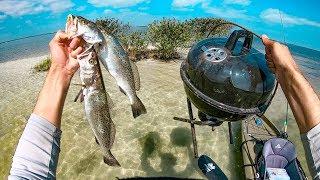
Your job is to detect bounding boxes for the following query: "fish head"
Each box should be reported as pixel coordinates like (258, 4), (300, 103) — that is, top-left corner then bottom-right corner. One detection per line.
(66, 14), (103, 44)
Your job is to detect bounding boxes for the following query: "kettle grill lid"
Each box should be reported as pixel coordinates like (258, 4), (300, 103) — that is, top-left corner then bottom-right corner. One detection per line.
(181, 22), (277, 116)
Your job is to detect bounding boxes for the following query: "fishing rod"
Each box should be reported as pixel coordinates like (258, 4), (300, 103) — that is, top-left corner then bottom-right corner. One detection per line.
(278, 10), (289, 136)
(0, 32), (56, 45)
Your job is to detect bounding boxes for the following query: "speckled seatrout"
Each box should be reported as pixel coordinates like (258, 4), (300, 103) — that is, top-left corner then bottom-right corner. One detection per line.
(77, 46), (120, 167)
(97, 33), (147, 118)
(66, 14), (147, 118)
(66, 15), (120, 166)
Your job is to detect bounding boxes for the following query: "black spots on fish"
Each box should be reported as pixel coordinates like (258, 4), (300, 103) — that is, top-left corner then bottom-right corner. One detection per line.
(119, 86), (126, 95)
(131, 96), (147, 118)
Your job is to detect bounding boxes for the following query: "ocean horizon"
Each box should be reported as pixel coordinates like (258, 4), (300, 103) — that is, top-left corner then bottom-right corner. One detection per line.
(0, 32), (319, 89)
(1, 31), (319, 62)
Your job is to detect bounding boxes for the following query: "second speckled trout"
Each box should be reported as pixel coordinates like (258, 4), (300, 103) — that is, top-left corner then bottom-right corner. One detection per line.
(77, 46), (120, 166)
(97, 33), (147, 118)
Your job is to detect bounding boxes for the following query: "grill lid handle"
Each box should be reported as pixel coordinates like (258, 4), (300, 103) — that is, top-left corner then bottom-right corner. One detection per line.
(224, 30), (253, 56)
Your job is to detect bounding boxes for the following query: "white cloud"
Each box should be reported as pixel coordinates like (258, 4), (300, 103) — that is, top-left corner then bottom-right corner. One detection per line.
(260, 8), (320, 27)
(172, 0), (206, 8)
(88, 0), (149, 8)
(0, 0), (73, 16)
(201, 2), (251, 20)
(75, 6), (86, 12)
(223, 0), (251, 6)
(173, 7), (194, 12)
(76, 5), (86, 12)
(104, 9), (113, 14)
(138, 6), (150, 11)
(171, 0), (251, 20)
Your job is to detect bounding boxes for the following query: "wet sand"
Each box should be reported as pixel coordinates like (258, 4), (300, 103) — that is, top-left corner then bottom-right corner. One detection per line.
(0, 55), (315, 179)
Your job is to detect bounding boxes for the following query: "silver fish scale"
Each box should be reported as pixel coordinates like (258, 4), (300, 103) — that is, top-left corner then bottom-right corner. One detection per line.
(78, 48), (117, 158)
(106, 35), (135, 89)
(99, 33), (146, 119)
(84, 91), (115, 150)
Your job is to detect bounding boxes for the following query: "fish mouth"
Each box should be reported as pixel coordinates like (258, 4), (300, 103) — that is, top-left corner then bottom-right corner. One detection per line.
(66, 14), (80, 38)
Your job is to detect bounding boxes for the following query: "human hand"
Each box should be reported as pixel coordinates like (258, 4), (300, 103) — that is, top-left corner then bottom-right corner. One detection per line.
(49, 30), (84, 76)
(261, 35), (298, 75)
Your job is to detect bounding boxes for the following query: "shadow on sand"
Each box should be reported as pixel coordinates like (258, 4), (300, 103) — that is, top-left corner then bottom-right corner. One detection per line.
(73, 151), (100, 174)
(139, 127), (199, 178)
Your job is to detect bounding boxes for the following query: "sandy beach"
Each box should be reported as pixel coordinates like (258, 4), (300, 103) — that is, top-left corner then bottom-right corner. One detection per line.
(0, 55), (314, 179)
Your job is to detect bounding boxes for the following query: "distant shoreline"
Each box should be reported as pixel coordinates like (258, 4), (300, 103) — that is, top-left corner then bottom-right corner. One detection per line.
(0, 52), (49, 64)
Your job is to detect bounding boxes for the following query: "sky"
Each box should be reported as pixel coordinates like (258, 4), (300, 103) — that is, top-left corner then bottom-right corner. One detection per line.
(0, 0), (319, 50)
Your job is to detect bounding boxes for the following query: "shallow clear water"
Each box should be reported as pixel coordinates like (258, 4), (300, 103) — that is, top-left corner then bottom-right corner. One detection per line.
(0, 50), (318, 179)
(0, 58), (245, 179)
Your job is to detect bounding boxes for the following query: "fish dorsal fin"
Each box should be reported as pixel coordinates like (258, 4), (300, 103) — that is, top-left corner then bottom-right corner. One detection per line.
(130, 60), (140, 91)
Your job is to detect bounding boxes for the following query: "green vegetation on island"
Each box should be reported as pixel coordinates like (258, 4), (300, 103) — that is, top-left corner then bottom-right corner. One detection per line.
(33, 57), (51, 72)
(33, 17), (231, 72)
(95, 17), (231, 61)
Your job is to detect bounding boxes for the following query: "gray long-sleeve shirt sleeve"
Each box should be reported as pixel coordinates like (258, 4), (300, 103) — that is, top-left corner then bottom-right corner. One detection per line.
(301, 123), (320, 179)
(8, 114), (62, 180)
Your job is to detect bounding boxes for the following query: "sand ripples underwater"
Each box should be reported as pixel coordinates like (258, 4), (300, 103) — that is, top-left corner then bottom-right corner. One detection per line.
(0, 56), (318, 179)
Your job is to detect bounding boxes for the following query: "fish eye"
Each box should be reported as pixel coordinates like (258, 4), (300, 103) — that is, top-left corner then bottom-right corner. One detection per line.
(88, 59), (95, 64)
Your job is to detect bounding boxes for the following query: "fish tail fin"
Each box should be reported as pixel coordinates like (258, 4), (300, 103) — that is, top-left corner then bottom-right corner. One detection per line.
(103, 150), (121, 167)
(131, 96), (147, 118)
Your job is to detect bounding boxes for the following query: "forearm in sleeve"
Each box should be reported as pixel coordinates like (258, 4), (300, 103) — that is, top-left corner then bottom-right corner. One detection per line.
(8, 114), (62, 179)
(301, 123), (320, 179)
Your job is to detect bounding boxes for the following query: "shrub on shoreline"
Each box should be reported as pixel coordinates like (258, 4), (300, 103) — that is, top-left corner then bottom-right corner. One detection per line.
(94, 17), (232, 61)
(33, 57), (51, 72)
(95, 17), (131, 49)
(95, 17), (130, 36)
(127, 32), (148, 61)
(186, 18), (231, 42)
(147, 19), (190, 61)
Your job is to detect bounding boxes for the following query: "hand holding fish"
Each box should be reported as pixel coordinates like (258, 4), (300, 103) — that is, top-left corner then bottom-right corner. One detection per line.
(33, 31), (84, 128)
(49, 30), (84, 76)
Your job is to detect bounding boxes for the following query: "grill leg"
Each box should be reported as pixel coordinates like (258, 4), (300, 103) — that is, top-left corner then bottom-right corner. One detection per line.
(187, 98), (198, 158)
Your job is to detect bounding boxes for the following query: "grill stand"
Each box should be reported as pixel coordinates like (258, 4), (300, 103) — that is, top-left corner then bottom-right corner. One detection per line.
(187, 98), (198, 158)
(173, 98), (235, 158)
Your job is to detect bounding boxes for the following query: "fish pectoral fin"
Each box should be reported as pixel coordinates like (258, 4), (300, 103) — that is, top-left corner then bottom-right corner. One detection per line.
(118, 86), (126, 95)
(74, 88), (83, 102)
(130, 61), (141, 91)
(95, 137), (100, 145)
(80, 93), (85, 103)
